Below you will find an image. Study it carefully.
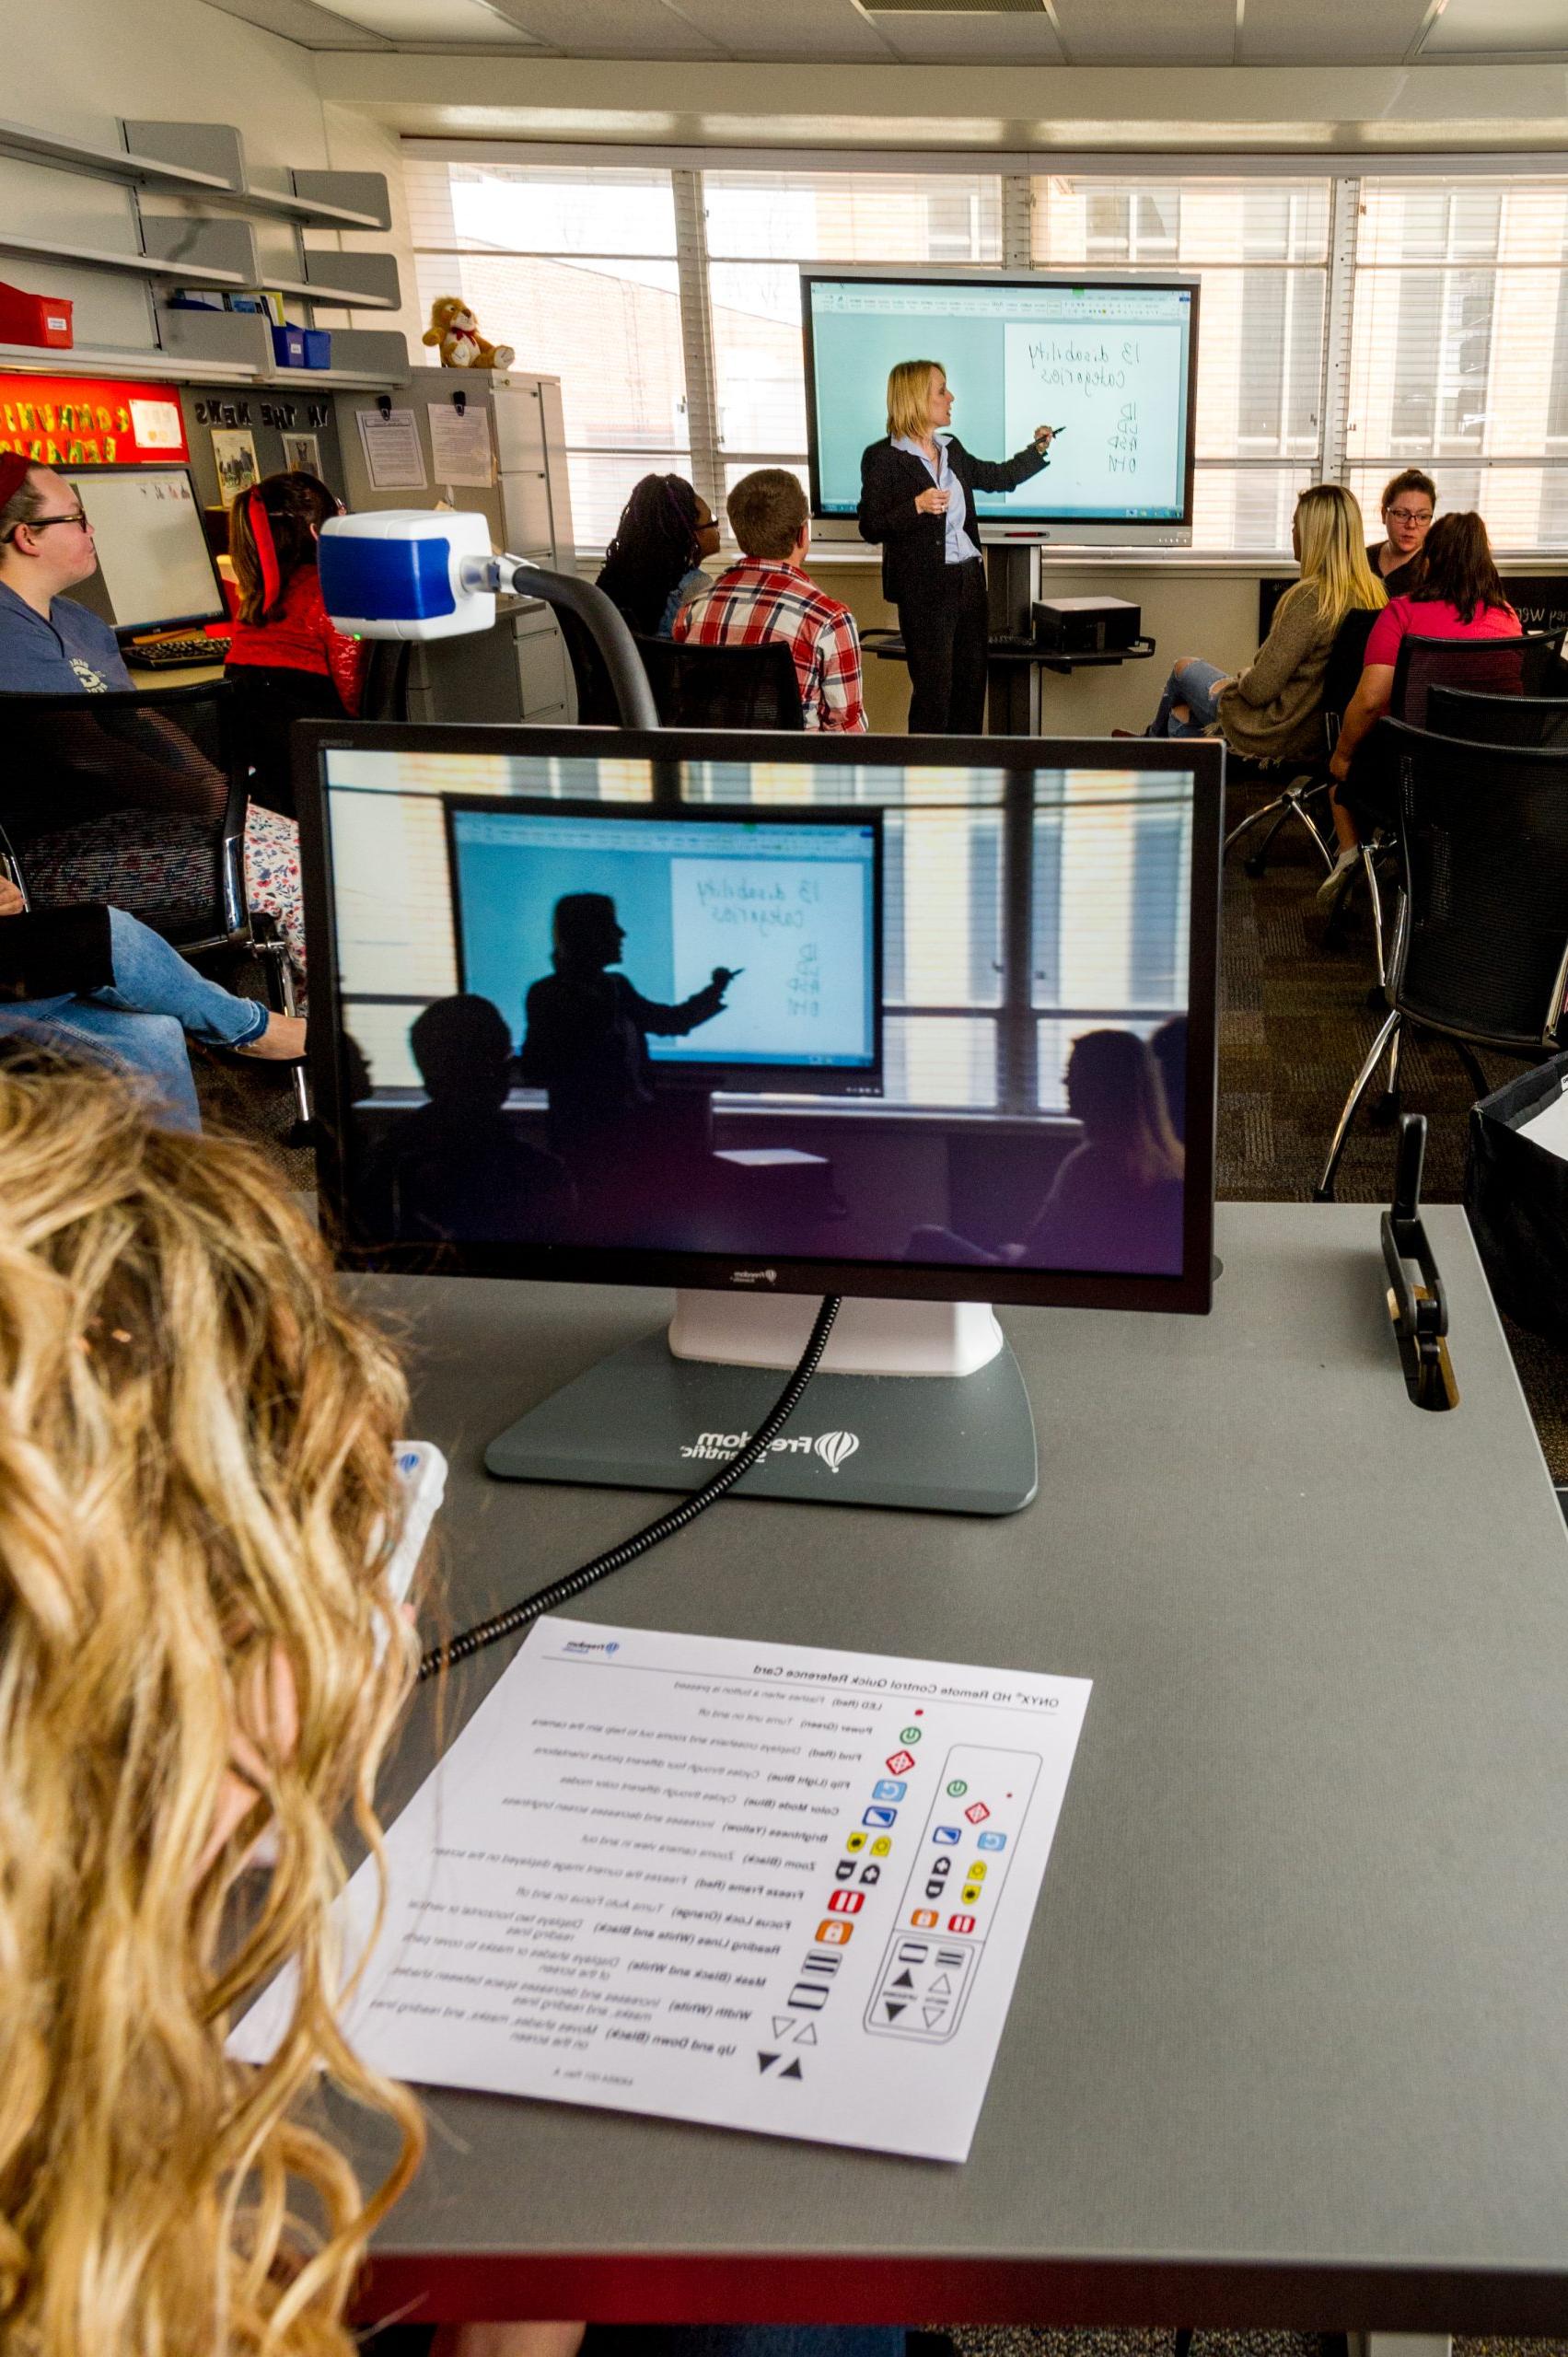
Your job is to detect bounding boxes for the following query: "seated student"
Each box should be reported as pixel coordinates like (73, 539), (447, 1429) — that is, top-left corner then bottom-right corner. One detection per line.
(1149, 1012), (1187, 1147)
(224, 470), (370, 818)
(0, 1057), (577, 2357)
(1143, 483), (1384, 761)
(1369, 467), (1436, 598)
(596, 473), (721, 639)
(0, 869), (304, 1131)
(0, 453), (307, 980)
(364, 993), (576, 1245)
(1321, 508), (1523, 897)
(675, 470), (867, 732)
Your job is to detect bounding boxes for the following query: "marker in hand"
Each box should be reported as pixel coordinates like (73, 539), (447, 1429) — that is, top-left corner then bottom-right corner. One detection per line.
(713, 965), (743, 990)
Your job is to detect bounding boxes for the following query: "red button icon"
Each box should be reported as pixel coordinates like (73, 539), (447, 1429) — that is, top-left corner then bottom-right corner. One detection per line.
(886, 1749), (915, 1775)
(947, 1912), (977, 1933)
(828, 1888), (865, 1914)
(964, 1802), (990, 1824)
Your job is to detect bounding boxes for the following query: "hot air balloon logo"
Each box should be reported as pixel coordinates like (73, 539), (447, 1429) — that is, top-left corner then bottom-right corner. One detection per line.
(814, 1430), (860, 1474)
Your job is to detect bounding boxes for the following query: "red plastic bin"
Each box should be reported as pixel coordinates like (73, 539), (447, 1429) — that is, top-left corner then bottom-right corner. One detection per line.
(0, 281), (73, 349)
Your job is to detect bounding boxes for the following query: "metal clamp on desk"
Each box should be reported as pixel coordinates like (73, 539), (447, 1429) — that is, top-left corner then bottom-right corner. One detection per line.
(1382, 1112), (1458, 1411)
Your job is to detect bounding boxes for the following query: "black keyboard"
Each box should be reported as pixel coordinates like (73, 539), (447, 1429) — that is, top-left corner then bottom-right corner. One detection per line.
(987, 633), (1039, 653)
(130, 633), (230, 668)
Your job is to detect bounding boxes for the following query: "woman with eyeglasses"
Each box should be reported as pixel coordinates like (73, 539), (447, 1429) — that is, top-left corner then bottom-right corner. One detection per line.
(1369, 469), (1436, 597)
(0, 453), (307, 982)
(597, 473), (721, 641)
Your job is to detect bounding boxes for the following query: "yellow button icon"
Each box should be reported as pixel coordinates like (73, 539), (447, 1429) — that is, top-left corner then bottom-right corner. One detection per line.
(870, 1836), (892, 1858)
(846, 1831), (867, 1853)
(961, 1883), (981, 1905)
(968, 1861), (987, 1882)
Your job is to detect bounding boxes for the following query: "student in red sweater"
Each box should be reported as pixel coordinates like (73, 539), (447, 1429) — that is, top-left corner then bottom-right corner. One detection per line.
(225, 472), (369, 818)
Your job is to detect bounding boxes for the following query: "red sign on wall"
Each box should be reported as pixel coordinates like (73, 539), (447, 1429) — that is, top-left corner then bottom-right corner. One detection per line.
(0, 376), (190, 469)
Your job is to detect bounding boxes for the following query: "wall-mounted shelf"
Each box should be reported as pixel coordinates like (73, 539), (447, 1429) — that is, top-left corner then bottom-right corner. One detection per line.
(0, 338), (260, 385)
(157, 306), (410, 391)
(0, 116), (390, 230)
(0, 231), (249, 292)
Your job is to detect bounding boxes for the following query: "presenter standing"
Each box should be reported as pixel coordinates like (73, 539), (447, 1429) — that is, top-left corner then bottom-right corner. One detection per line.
(857, 360), (1054, 734)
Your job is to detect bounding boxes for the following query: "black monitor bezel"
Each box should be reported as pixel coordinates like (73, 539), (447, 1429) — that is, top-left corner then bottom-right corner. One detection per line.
(60, 459), (226, 638)
(799, 267), (1202, 528)
(442, 794), (885, 1097)
(298, 722), (1222, 1317)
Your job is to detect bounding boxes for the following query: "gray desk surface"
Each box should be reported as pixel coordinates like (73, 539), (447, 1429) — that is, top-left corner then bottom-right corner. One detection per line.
(342, 1204), (1568, 2335)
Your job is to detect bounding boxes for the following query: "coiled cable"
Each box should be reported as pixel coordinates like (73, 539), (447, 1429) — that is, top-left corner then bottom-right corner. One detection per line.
(417, 1295), (842, 1681)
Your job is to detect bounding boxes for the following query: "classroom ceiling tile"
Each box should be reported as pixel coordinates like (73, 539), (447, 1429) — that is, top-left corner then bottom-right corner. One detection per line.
(1239, 0), (1432, 63)
(671, 0), (895, 61)
(1049, 0), (1236, 64)
(199, 0), (399, 44)
(1421, 0), (1568, 53)
(481, 0), (726, 50)
(868, 7), (1065, 62)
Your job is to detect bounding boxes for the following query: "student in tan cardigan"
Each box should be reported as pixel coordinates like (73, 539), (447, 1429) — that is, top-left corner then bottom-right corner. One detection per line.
(1142, 483), (1386, 761)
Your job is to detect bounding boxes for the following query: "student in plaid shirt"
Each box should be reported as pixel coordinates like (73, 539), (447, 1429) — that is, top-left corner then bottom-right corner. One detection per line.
(674, 469), (867, 732)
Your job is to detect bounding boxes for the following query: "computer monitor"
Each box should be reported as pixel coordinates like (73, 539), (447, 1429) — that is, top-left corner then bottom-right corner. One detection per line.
(62, 464), (226, 637)
(802, 271), (1200, 548)
(301, 726), (1221, 1513)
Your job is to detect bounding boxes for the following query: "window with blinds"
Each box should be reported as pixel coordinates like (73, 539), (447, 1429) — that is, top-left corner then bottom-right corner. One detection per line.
(1344, 178), (1568, 550)
(1030, 175), (1330, 552)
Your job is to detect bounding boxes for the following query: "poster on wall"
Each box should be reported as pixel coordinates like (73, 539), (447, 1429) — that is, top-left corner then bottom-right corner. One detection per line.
(211, 427), (259, 508)
(0, 375), (191, 468)
(281, 431), (321, 477)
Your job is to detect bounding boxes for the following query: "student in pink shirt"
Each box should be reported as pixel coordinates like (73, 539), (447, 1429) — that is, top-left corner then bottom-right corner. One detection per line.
(1319, 510), (1521, 900)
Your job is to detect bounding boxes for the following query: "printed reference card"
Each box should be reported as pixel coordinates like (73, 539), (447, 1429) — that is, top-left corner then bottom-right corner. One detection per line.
(231, 1618), (1091, 2162)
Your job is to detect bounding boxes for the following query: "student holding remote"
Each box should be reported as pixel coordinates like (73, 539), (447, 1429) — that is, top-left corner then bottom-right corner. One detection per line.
(857, 360), (1056, 735)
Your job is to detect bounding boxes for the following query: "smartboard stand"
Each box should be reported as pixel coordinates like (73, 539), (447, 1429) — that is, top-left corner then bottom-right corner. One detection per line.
(982, 543), (1157, 734)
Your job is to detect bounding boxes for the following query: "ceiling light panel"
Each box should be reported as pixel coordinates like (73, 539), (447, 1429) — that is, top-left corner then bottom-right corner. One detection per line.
(199, 0), (397, 44)
(482, 0), (726, 50)
(672, 0), (893, 57)
(868, 7), (1064, 57)
(323, 0), (537, 37)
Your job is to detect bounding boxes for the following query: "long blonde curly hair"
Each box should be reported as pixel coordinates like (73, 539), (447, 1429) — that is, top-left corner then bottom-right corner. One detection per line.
(0, 1058), (425, 2354)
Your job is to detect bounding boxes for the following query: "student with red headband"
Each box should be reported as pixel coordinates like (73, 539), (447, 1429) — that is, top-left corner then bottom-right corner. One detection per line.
(225, 471), (370, 818)
(0, 451), (308, 981)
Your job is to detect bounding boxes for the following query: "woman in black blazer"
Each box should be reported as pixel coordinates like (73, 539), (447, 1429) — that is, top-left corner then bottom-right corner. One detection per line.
(858, 358), (1055, 734)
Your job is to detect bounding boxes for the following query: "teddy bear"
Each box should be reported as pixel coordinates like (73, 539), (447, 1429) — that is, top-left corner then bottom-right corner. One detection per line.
(423, 296), (515, 372)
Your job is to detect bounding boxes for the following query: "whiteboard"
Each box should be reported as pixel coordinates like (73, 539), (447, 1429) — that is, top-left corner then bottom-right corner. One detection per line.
(664, 855), (874, 1065)
(1003, 321), (1184, 514)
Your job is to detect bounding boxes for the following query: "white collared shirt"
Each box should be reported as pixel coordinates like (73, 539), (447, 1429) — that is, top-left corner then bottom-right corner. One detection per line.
(891, 433), (980, 566)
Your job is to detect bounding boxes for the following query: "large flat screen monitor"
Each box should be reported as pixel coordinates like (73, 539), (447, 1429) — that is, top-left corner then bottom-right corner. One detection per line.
(802, 271), (1200, 548)
(301, 727), (1220, 1318)
(62, 463), (226, 636)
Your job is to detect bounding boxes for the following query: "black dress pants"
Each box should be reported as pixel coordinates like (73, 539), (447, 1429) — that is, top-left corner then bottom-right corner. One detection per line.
(898, 556), (989, 735)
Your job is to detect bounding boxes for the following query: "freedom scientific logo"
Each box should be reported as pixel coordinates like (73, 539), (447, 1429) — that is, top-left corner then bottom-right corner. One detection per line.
(679, 1429), (862, 1472)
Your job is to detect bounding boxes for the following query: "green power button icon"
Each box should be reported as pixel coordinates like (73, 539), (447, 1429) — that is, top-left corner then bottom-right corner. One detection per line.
(947, 1779), (968, 1796)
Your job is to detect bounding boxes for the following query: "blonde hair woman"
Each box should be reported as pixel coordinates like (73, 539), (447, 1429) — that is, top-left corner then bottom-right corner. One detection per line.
(0, 1058), (572, 2357)
(1144, 482), (1385, 760)
(857, 358), (1056, 735)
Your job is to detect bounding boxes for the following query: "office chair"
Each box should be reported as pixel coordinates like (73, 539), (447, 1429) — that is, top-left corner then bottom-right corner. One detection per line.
(1315, 721), (1568, 1201)
(1224, 606), (1379, 879)
(1425, 682), (1568, 748)
(0, 680), (308, 1133)
(634, 634), (806, 730)
(557, 600), (623, 726)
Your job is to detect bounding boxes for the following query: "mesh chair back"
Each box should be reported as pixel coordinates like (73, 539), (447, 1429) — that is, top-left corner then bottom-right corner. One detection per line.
(1425, 684), (1568, 749)
(1390, 625), (1568, 729)
(634, 634), (805, 729)
(1384, 718), (1568, 1051)
(361, 640), (412, 723)
(556, 602), (623, 726)
(0, 680), (246, 940)
(1322, 606), (1380, 733)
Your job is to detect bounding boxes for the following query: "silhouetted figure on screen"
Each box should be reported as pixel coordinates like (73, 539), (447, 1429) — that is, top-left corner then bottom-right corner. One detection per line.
(366, 993), (575, 1245)
(519, 893), (738, 1178)
(1019, 1028), (1185, 1276)
(1149, 1013), (1188, 1145)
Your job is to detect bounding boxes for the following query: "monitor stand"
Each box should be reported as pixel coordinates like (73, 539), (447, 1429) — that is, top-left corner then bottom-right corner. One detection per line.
(483, 1293), (1039, 1515)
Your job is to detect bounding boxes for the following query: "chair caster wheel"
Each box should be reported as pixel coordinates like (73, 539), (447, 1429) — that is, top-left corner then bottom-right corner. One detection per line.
(1369, 1091), (1400, 1129)
(285, 1119), (320, 1150)
(1243, 855), (1265, 879)
(1311, 1185), (1334, 1203)
(1364, 984), (1387, 1012)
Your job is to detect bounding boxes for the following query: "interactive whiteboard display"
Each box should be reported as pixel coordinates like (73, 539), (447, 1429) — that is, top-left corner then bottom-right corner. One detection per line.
(803, 274), (1198, 538)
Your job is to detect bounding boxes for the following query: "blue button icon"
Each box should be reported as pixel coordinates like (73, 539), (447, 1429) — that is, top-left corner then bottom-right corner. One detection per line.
(933, 1826), (961, 1845)
(872, 1778), (907, 1802)
(977, 1830), (1007, 1852)
(863, 1805), (898, 1829)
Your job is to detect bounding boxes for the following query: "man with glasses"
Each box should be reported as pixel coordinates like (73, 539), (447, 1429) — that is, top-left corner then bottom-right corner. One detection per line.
(1369, 469), (1436, 598)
